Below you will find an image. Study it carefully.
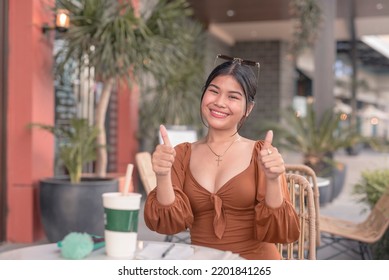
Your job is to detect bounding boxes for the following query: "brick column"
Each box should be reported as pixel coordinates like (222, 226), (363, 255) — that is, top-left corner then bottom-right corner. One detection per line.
(233, 41), (295, 139)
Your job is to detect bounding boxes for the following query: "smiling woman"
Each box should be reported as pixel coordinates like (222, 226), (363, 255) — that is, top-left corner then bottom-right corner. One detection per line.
(200, 57), (258, 132)
(143, 55), (300, 260)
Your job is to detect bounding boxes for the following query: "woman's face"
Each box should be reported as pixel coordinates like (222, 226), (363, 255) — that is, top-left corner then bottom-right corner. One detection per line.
(201, 74), (253, 131)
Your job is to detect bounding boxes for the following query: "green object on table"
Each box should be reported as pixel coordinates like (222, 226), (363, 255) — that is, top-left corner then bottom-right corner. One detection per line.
(57, 232), (105, 259)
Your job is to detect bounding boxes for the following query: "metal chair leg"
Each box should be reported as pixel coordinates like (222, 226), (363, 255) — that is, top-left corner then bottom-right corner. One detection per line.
(164, 235), (173, 242)
(359, 242), (373, 260)
(164, 231), (190, 244)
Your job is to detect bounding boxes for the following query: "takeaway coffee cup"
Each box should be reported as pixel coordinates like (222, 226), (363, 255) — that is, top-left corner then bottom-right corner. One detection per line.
(102, 192), (142, 258)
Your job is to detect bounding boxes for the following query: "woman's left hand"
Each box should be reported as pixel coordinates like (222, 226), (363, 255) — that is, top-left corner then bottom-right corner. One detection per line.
(259, 130), (285, 180)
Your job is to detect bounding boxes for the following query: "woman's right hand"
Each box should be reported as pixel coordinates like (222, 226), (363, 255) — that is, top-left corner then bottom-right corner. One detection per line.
(152, 125), (176, 176)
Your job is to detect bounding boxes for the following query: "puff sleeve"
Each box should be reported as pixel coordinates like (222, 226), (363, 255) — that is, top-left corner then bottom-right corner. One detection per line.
(253, 141), (300, 243)
(144, 143), (194, 235)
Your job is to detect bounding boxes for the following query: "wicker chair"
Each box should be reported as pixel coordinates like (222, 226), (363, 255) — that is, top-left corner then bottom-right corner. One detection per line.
(135, 151), (191, 244)
(135, 152), (157, 195)
(285, 164), (321, 246)
(319, 191), (389, 259)
(277, 173), (316, 259)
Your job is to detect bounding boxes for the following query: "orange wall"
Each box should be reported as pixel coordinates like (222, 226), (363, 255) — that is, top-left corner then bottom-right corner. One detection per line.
(116, 0), (140, 191)
(6, 0), (55, 242)
(116, 83), (139, 191)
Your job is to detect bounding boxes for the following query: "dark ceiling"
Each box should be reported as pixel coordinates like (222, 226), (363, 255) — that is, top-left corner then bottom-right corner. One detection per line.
(187, 0), (389, 73)
(187, 0), (389, 25)
(187, 0), (292, 25)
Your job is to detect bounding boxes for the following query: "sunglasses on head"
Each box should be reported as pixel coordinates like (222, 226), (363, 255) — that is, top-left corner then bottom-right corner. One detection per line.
(215, 54), (261, 82)
(215, 54), (260, 68)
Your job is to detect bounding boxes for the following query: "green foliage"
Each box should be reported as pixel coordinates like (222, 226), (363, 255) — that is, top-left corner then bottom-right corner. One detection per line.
(55, 0), (201, 87)
(353, 169), (389, 208)
(260, 104), (364, 176)
(138, 14), (205, 146)
(56, 0), (144, 81)
(29, 118), (100, 183)
(353, 169), (389, 259)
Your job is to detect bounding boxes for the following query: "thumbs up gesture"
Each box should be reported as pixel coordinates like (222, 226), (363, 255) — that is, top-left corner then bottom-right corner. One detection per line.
(152, 125), (176, 176)
(259, 130), (285, 180)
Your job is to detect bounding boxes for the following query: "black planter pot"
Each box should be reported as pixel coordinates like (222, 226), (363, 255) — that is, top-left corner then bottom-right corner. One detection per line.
(39, 176), (118, 242)
(346, 143), (364, 156)
(331, 164), (347, 200)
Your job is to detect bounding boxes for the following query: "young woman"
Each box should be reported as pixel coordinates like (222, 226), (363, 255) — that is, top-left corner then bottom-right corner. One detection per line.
(144, 56), (300, 260)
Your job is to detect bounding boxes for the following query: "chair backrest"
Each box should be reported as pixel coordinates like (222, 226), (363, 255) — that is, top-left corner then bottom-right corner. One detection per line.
(361, 191), (389, 243)
(135, 152), (157, 194)
(285, 164), (321, 246)
(277, 173), (316, 260)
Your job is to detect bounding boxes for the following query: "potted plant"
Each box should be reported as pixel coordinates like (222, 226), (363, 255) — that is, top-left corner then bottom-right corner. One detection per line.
(31, 118), (99, 184)
(260, 103), (365, 204)
(30, 118), (119, 242)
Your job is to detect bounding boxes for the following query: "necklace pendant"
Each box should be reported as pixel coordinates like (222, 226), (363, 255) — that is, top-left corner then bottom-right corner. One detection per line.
(206, 136), (241, 167)
(216, 156), (222, 166)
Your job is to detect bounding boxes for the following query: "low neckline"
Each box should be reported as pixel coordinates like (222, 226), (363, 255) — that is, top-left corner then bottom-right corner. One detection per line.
(187, 142), (257, 194)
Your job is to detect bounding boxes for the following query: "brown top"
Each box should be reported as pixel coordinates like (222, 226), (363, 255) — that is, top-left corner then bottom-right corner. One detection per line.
(144, 141), (300, 260)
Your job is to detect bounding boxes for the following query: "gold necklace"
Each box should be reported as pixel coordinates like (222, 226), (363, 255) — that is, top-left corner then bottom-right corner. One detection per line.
(206, 137), (241, 166)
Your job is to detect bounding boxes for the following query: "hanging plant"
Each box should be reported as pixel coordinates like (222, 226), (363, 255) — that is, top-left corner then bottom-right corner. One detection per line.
(288, 0), (322, 58)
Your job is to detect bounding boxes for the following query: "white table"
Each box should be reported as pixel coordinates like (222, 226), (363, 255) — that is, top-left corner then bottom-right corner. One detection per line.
(0, 240), (243, 260)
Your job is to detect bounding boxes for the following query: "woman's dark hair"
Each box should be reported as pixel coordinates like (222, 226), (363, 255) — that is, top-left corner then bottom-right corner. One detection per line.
(200, 61), (258, 131)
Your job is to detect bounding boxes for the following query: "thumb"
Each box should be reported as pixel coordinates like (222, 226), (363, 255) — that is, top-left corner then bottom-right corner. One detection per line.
(160, 125), (172, 147)
(263, 130), (273, 148)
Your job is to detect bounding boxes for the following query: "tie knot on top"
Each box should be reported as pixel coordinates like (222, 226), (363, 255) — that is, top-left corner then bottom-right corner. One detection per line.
(210, 193), (226, 239)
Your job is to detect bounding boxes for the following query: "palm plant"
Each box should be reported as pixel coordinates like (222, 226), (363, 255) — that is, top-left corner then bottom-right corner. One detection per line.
(30, 118), (99, 183)
(139, 18), (205, 149)
(54, 0), (204, 176)
(261, 103), (363, 176)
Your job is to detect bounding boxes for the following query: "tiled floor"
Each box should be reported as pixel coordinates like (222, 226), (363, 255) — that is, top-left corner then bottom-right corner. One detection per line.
(1, 148), (388, 259)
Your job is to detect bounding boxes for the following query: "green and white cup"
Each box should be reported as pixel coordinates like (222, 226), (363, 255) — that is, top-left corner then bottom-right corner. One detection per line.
(102, 192), (142, 258)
